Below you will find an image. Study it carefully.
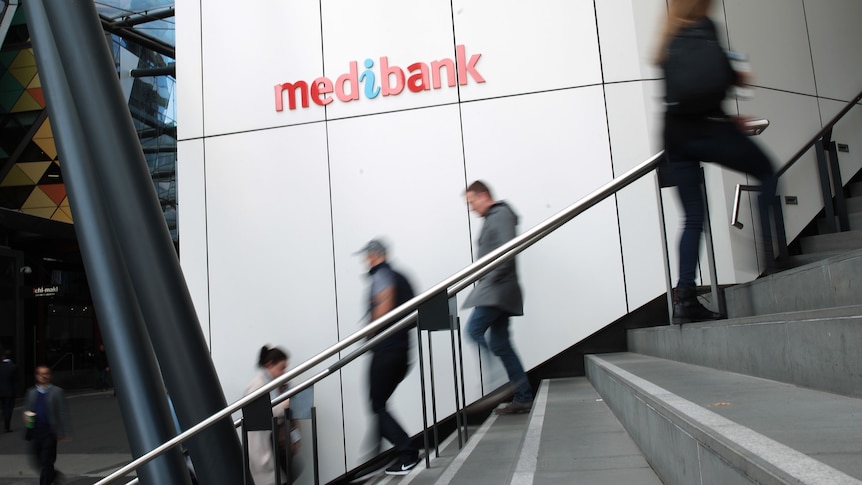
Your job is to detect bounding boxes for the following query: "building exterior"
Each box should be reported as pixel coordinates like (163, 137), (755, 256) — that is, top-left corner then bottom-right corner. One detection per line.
(176, 0), (862, 481)
(0, 0), (860, 482)
(0, 3), (177, 390)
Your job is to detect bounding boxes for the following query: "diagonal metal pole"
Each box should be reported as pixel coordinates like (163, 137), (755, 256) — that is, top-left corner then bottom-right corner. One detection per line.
(39, 1), (245, 483)
(23, 1), (192, 483)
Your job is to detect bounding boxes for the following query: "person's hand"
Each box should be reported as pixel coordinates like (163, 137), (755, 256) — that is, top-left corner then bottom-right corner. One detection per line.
(734, 69), (752, 87)
(731, 115), (755, 131)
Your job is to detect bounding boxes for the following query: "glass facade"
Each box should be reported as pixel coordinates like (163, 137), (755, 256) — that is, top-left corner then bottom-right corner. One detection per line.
(0, 2), (177, 389)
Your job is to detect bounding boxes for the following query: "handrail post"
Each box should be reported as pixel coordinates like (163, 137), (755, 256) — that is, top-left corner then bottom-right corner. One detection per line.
(815, 140), (838, 233)
(773, 196), (789, 260)
(655, 173), (675, 325)
(826, 140), (850, 231)
(700, 168), (726, 317)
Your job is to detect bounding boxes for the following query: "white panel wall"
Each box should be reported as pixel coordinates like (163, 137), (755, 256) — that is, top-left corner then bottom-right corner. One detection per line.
(200, 0), (326, 135)
(724, 0), (817, 96)
(176, 0), (862, 480)
(596, 0), (666, 83)
(175, 0), (203, 140)
(803, 0), (862, 100)
(319, 1), (459, 119)
(452, 0), (602, 99)
(176, 139), (209, 342)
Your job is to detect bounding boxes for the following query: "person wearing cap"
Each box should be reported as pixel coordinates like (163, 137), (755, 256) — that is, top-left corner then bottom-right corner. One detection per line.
(357, 239), (420, 476)
(463, 180), (534, 414)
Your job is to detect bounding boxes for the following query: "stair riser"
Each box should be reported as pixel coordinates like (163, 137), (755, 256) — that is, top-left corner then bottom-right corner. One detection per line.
(799, 231), (862, 253)
(724, 249), (862, 318)
(816, 211), (862, 233)
(627, 309), (862, 398)
(846, 196), (862, 213)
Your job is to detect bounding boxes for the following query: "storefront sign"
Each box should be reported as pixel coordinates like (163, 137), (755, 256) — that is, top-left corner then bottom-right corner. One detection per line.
(275, 44), (484, 111)
(33, 285), (60, 297)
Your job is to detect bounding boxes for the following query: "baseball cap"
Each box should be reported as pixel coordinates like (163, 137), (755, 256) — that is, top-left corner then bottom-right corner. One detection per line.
(355, 239), (387, 256)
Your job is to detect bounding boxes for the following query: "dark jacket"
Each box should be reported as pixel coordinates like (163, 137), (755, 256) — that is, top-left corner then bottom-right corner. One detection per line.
(662, 17), (738, 150)
(24, 385), (68, 437)
(462, 201), (524, 315)
(0, 359), (16, 397)
(367, 261), (415, 352)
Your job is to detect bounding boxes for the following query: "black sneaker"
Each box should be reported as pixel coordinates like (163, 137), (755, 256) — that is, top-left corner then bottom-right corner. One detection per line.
(385, 457), (419, 476)
(495, 400), (532, 415)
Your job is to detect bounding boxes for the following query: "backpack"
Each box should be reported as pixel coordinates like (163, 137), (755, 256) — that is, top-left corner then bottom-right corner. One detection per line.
(663, 19), (734, 114)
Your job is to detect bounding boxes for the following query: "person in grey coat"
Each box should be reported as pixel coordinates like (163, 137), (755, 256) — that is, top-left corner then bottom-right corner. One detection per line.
(463, 180), (534, 414)
(24, 366), (69, 485)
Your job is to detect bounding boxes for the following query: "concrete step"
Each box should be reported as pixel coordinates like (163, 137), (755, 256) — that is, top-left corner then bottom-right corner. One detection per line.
(799, 229), (862, 253)
(724, 247), (862, 318)
(586, 353), (862, 485)
(843, 195), (862, 213)
(627, 304), (862, 398)
(816, 211), (862, 233)
(393, 378), (660, 485)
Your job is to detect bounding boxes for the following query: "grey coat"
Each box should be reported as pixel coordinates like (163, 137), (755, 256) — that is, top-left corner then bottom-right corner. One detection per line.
(462, 201), (524, 315)
(24, 385), (68, 437)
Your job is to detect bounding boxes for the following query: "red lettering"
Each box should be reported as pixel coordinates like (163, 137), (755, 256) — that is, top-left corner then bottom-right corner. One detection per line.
(275, 81), (309, 111)
(456, 44), (485, 86)
(380, 56), (404, 96)
(407, 62), (430, 93)
(275, 47), (485, 112)
(311, 77), (334, 106)
(335, 61), (359, 102)
(430, 58), (456, 88)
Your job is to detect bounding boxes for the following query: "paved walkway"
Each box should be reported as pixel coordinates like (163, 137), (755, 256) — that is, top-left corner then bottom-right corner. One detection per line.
(0, 390), (132, 485)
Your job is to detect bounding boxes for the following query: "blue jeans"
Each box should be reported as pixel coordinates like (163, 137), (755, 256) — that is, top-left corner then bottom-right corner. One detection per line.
(467, 306), (533, 403)
(667, 119), (776, 288)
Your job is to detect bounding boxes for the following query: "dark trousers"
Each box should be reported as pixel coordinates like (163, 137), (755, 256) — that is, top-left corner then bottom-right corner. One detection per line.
(1, 395), (13, 431)
(30, 430), (58, 485)
(666, 118), (776, 287)
(369, 349), (417, 464)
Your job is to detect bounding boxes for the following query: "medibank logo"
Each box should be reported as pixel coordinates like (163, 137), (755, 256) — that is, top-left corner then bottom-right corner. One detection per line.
(274, 45), (484, 111)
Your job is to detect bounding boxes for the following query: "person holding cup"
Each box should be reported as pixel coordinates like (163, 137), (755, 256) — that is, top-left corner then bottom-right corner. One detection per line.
(23, 366), (69, 485)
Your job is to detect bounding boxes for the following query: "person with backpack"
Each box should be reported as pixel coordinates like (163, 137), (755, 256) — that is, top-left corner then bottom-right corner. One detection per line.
(656, 0), (778, 323)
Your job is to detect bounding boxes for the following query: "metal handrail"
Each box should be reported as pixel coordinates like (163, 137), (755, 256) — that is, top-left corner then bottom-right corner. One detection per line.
(96, 151), (665, 485)
(775, 88), (862, 179)
(730, 184), (760, 229)
(50, 352), (75, 375)
(731, 89), (862, 232)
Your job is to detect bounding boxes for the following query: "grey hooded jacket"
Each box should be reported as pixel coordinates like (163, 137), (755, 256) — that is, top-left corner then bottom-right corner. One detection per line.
(462, 200), (524, 316)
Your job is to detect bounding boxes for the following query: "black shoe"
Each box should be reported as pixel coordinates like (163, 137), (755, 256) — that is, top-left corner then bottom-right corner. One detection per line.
(495, 400), (533, 415)
(385, 457), (419, 476)
(672, 287), (725, 324)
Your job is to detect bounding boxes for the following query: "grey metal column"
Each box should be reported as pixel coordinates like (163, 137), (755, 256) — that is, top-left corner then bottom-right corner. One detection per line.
(39, 2), (245, 483)
(23, 1), (192, 483)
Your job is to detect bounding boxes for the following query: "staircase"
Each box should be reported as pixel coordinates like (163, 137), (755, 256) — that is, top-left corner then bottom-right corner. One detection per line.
(352, 247), (862, 485)
(785, 180), (862, 268)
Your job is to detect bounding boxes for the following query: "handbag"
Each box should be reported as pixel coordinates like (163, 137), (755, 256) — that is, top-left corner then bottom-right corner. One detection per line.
(663, 18), (734, 114)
